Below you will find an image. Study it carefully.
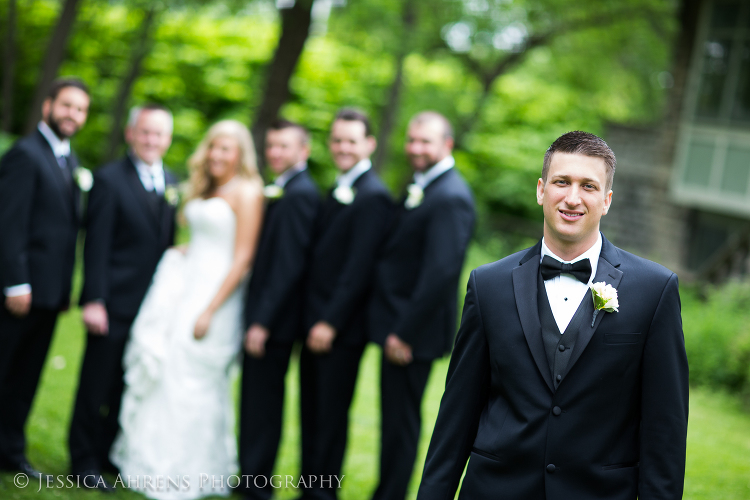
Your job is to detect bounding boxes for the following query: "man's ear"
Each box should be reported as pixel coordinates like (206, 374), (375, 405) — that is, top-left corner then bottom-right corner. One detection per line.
(41, 98), (52, 121)
(602, 190), (613, 215)
(367, 136), (377, 156)
(124, 126), (134, 146)
(536, 178), (545, 206)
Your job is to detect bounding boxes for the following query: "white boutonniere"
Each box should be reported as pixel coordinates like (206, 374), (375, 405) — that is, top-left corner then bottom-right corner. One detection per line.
(333, 185), (356, 205)
(590, 282), (619, 327)
(263, 184), (284, 200)
(164, 185), (180, 207)
(404, 184), (424, 209)
(74, 167), (93, 192)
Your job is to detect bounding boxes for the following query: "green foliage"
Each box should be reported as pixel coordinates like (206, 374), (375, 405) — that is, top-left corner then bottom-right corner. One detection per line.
(682, 281), (750, 402)
(1, 0), (677, 226)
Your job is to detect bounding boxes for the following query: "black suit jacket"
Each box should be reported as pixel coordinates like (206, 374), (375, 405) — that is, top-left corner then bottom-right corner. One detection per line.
(245, 169), (320, 344)
(0, 130), (81, 309)
(369, 167), (476, 360)
(305, 169), (394, 346)
(417, 236), (689, 500)
(78, 156), (178, 320)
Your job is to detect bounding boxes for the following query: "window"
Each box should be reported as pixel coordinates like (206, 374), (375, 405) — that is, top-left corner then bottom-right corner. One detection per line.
(672, 0), (750, 216)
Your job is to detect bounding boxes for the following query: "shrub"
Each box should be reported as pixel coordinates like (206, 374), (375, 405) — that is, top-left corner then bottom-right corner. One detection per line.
(682, 281), (750, 403)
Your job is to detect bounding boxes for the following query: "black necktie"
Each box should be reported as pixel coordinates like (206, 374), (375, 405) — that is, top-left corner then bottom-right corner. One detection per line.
(58, 155), (73, 188)
(540, 255), (592, 284)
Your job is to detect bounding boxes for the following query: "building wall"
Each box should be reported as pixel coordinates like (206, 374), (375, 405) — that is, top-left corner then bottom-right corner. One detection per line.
(601, 124), (692, 276)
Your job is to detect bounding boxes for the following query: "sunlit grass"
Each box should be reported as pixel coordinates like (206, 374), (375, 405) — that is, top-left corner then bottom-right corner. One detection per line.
(0, 284), (748, 499)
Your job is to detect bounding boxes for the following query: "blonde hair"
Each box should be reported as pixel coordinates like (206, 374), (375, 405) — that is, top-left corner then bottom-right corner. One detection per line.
(187, 120), (261, 199)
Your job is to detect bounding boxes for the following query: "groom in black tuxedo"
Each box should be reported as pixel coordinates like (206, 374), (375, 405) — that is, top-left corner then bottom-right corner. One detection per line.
(239, 119), (320, 500)
(300, 109), (394, 499)
(368, 111), (476, 500)
(68, 104), (178, 489)
(0, 78), (90, 478)
(417, 131), (689, 500)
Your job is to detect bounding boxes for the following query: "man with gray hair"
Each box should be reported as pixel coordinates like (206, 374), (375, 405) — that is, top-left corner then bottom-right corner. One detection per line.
(68, 103), (178, 490)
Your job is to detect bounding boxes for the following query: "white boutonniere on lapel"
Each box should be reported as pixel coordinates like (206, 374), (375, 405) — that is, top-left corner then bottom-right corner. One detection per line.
(263, 184), (284, 201)
(333, 185), (356, 205)
(74, 167), (93, 192)
(590, 282), (619, 327)
(404, 184), (424, 210)
(164, 185), (180, 207)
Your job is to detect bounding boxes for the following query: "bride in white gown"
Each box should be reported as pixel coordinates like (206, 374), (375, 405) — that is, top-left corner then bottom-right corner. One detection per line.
(111, 120), (264, 500)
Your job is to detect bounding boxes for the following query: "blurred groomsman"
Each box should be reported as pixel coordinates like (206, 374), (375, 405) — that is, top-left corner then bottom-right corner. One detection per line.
(0, 78), (90, 478)
(300, 109), (394, 499)
(68, 104), (178, 489)
(368, 111), (476, 500)
(238, 119), (320, 500)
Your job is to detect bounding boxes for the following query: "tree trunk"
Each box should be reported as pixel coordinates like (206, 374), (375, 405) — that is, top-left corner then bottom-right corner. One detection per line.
(1, 0), (17, 133)
(372, 0), (416, 172)
(251, 0), (314, 169)
(24, 0), (82, 134)
(105, 6), (159, 162)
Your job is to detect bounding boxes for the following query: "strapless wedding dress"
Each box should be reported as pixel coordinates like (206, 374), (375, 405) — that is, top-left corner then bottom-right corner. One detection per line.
(111, 197), (245, 500)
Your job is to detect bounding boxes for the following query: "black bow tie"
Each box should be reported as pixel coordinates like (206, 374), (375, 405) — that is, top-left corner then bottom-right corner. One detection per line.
(540, 255), (592, 284)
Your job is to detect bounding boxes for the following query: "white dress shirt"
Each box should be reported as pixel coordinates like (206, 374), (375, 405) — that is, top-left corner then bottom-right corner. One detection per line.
(336, 158), (371, 187)
(540, 233), (602, 334)
(275, 161), (307, 188)
(4, 123), (72, 297)
(132, 154), (165, 194)
(413, 155), (454, 188)
(38, 121), (71, 159)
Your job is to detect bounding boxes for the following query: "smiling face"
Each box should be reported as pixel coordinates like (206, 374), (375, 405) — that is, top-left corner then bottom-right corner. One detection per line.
(42, 86), (90, 139)
(328, 119), (376, 172)
(537, 152), (613, 259)
(265, 127), (310, 176)
(126, 109), (173, 166)
(206, 135), (241, 184)
(405, 119), (453, 172)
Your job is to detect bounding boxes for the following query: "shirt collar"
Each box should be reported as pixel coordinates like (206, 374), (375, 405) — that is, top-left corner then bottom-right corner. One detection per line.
(38, 121), (70, 158)
(274, 161), (307, 188)
(540, 232), (602, 285)
(336, 158), (371, 188)
(131, 152), (164, 175)
(413, 155), (454, 188)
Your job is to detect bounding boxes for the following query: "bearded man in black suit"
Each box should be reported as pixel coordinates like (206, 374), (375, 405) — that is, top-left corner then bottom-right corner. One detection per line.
(67, 104), (178, 489)
(300, 108), (394, 499)
(368, 111), (476, 500)
(0, 78), (90, 479)
(416, 131), (689, 500)
(238, 119), (320, 500)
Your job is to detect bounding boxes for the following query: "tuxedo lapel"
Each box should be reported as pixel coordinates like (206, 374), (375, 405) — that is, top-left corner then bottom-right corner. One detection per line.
(35, 131), (75, 221)
(512, 243), (554, 393)
(565, 237), (623, 376)
(124, 159), (161, 236)
(158, 171), (177, 247)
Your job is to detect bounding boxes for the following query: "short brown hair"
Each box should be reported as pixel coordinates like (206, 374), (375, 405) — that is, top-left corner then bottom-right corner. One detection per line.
(542, 131), (616, 191)
(268, 118), (310, 145)
(333, 108), (373, 137)
(47, 77), (89, 101)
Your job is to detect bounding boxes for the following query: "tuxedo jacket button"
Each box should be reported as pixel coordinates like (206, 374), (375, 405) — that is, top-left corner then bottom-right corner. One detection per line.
(546, 464), (556, 473)
(552, 406), (562, 416)
(556, 374), (562, 382)
(558, 344), (565, 352)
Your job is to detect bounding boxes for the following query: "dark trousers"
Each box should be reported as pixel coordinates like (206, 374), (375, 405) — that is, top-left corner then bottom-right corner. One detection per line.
(299, 342), (366, 500)
(238, 341), (295, 500)
(371, 355), (433, 500)
(68, 315), (132, 474)
(0, 306), (59, 466)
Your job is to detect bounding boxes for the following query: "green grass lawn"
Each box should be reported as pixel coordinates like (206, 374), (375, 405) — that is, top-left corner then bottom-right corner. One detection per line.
(0, 306), (749, 499)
